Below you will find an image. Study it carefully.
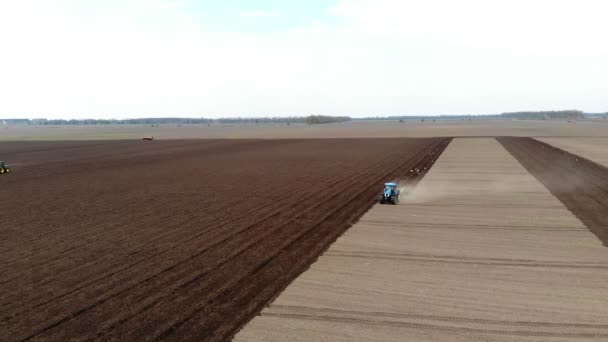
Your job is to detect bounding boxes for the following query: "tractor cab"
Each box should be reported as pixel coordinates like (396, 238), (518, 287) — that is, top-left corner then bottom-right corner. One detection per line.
(384, 182), (397, 190)
(384, 183), (396, 195)
(379, 182), (399, 205)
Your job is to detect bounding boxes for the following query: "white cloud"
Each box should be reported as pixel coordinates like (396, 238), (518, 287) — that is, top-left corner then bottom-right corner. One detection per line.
(0, 0), (606, 118)
(329, 0), (608, 56)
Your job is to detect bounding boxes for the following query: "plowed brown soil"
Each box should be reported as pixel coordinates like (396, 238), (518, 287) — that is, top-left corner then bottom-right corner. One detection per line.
(0, 138), (450, 341)
(498, 137), (608, 246)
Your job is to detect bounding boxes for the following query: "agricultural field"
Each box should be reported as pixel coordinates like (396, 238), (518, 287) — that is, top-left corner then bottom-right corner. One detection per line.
(237, 138), (608, 341)
(0, 138), (449, 340)
(498, 137), (608, 246)
(2, 121), (608, 341)
(3, 0), (608, 339)
(2, 119), (608, 141)
(535, 137), (608, 168)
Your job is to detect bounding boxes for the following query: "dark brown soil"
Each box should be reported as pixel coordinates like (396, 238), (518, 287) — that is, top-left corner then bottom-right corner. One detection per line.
(0, 138), (450, 341)
(498, 137), (608, 246)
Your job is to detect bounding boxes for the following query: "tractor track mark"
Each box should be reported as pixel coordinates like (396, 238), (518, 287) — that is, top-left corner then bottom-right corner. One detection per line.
(2, 140), (318, 264)
(85, 138), (448, 338)
(1, 138), (450, 341)
(76, 141), (445, 340)
(260, 312), (608, 338)
(1, 140), (258, 182)
(8, 153), (386, 316)
(325, 251), (608, 269)
(10, 160), (373, 335)
(0, 162), (342, 293)
(152, 139), (452, 341)
(266, 305), (608, 329)
(359, 221), (588, 231)
(498, 137), (608, 246)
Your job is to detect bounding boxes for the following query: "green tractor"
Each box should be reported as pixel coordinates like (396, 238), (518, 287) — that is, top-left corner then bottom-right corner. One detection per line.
(0, 161), (10, 174)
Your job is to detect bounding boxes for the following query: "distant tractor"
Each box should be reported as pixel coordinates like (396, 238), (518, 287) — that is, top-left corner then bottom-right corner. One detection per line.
(379, 182), (399, 205)
(142, 136), (154, 141)
(0, 161), (10, 174)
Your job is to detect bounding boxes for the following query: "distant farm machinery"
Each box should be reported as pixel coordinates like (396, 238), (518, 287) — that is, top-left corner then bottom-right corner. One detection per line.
(379, 182), (399, 205)
(0, 161), (10, 174)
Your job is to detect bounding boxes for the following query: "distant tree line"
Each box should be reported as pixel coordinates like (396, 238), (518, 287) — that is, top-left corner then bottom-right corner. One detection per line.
(1, 116), (352, 125)
(357, 110), (595, 121)
(356, 115), (483, 121)
(499, 110), (585, 120)
(304, 115), (351, 124)
(583, 113), (608, 119)
(1, 118), (213, 125)
(214, 115), (350, 125)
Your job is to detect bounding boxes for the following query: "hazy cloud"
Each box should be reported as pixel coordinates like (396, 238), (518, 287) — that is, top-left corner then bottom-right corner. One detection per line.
(0, 0), (606, 119)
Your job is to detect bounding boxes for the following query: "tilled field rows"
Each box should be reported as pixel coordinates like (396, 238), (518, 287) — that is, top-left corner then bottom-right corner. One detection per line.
(499, 137), (608, 246)
(237, 138), (608, 341)
(0, 138), (449, 341)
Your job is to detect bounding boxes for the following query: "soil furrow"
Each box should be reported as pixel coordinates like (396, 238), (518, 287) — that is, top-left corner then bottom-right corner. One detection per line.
(0, 138), (451, 340)
(498, 137), (608, 246)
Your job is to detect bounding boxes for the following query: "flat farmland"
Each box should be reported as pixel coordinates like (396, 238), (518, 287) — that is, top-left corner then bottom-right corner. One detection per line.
(237, 138), (608, 341)
(2, 119), (608, 141)
(0, 138), (449, 341)
(535, 137), (608, 168)
(499, 137), (608, 246)
(4, 124), (608, 341)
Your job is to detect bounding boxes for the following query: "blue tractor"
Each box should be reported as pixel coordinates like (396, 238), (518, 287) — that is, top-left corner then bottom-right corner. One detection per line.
(379, 182), (399, 205)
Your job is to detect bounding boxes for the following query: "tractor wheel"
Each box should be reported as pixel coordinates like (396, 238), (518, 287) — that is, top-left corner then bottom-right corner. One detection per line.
(0, 168), (4, 174)
(5, 168), (9, 173)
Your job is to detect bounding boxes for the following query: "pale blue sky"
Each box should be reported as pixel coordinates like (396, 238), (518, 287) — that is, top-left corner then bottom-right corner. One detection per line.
(0, 0), (606, 119)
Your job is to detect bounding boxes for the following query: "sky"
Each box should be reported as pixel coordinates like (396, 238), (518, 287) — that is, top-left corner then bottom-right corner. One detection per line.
(0, 0), (607, 119)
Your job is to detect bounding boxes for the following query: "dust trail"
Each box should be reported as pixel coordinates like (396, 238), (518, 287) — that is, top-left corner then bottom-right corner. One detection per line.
(382, 138), (453, 205)
(498, 136), (608, 246)
(395, 173), (528, 205)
